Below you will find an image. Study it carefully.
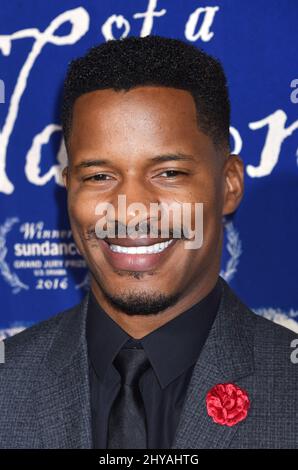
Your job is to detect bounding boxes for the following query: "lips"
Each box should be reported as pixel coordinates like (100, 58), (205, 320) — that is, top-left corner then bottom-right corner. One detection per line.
(99, 237), (178, 271)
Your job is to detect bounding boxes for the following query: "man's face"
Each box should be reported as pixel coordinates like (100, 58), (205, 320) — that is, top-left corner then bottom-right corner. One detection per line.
(63, 86), (243, 315)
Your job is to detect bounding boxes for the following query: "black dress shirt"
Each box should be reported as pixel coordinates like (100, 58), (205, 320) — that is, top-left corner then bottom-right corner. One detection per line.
(86, 277), (223, 449)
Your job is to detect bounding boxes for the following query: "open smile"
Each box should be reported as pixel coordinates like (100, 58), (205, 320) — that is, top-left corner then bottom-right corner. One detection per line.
(98, 237), (178, 271)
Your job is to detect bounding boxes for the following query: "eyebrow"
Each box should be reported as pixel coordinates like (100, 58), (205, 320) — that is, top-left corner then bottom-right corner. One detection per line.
(150, 153), (196, 163)
(74, 153), (196, 171)
(75, 159), (112, 170)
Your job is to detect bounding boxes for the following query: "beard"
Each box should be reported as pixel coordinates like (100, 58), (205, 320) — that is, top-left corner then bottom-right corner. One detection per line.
(97, 278), (181, 316)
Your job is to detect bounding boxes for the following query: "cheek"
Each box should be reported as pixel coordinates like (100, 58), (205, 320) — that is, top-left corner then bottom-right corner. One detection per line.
(68, 190), (98, 229)
(185, 198), (221, 255)
(179, 193), (217, 239)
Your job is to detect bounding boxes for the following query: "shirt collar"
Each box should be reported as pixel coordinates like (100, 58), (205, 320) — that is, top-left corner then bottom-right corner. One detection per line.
(86, 277), (223, 389)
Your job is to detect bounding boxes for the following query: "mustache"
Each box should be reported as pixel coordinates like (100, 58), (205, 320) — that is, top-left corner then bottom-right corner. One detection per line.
(84, 219), (190, 240)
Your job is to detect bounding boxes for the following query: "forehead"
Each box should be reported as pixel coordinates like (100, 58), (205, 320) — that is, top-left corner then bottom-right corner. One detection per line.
(69, 86), (213, 162)
(72, 85), (197, 118)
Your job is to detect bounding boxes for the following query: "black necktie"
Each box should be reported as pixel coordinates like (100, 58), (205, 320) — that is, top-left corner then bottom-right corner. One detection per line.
(107, 347), (150, 449)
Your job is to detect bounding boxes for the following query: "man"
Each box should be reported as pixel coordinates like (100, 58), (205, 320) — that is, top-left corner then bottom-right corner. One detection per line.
(0, 36), (297, 449)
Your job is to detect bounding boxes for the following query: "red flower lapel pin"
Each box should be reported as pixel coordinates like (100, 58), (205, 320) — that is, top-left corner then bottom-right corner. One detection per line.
(206, 383), (250, 426)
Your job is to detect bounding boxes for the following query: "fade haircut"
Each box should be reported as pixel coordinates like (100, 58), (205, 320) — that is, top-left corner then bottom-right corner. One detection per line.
(61, 35), (230, 151)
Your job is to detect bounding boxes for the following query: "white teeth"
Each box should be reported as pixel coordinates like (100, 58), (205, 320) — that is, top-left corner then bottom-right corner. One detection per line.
(109, 239), (174, 254)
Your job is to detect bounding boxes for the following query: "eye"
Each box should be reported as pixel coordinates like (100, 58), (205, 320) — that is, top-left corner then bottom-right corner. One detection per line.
(84, 173), (113, 182)
(158, 170), (187, 178)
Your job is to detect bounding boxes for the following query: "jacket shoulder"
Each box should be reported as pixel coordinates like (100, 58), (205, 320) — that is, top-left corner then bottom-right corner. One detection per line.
(253, 310), (298, 370)
(220, 276), (297, 344)
(1, 299), (84, 370)
(219, 276), (297, 370)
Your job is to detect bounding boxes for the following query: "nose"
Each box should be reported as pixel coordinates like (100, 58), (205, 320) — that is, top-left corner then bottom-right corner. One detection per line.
(111, 178), (159, 235)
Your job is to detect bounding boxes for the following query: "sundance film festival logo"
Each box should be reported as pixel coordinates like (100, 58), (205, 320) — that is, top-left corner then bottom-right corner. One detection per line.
(94, 195), (204, 249)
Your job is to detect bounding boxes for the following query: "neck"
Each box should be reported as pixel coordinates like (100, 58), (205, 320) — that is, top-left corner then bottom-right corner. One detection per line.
(90, 273), (219, 339)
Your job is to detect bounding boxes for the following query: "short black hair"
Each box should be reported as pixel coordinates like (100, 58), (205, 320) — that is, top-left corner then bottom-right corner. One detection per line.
(61, 35), (230, 151)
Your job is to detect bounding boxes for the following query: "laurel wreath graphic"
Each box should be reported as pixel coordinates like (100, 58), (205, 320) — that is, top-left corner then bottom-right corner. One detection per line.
(253, 308), (298, 333)
(220, 218), (242, 282)
(75, 272), (90, 290)
(0, 217), (29, 294)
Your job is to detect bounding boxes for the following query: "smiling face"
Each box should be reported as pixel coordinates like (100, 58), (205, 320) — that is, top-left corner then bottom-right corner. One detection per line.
(63, 86), (243, 317)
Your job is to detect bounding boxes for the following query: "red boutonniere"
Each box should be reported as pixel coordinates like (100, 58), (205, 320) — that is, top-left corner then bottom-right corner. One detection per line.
(206, 383), (250, 426)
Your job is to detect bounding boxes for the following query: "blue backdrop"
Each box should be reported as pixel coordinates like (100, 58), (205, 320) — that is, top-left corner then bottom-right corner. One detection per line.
(0, 0), (298, 337)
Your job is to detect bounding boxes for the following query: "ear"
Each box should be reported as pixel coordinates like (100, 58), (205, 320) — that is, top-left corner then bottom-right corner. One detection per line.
(62, 166), (69, 189)
(222, 155), (244, 216)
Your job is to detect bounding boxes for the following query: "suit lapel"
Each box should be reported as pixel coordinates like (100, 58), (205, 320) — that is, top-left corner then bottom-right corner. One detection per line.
(35, 294), (93, 448)
(33, 276), (256, 449)
(171, 277), (256, 449)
